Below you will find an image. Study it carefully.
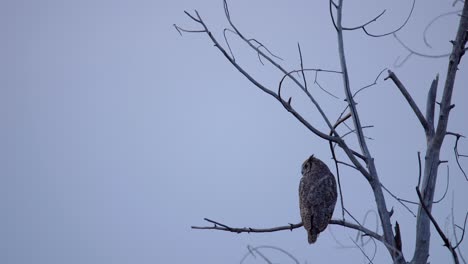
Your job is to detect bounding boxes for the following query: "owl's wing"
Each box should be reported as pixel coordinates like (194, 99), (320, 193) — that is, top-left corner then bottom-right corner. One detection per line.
(308, 174), (337, 232)
(299, 178), (311, 229)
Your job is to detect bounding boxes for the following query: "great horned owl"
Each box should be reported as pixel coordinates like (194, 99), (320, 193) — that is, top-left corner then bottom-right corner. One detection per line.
(299, 155), (337, 244)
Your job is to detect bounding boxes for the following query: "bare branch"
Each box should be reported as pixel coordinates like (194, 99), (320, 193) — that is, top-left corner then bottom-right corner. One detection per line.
(336, 1), (372, 165)
(277, 70), (347, 142)
(180, 9), (346, 146)
(413, 7), (468, 259)
(416, 188), (460, 264)
(336, 0), (400, 261)
(385, 70), (430, 134)
(191, 218), (384, 242)
(219, 1), (372, 176)
(179, 2), (371, 180)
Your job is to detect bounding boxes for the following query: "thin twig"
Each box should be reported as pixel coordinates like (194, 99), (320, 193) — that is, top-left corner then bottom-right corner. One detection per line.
(173, 24), (206, 35)
(297, 43), (308, 91)
(447, 132), (467, 180)
(337, 160), (359, 170)
(350, 236), (375, 264)
(353, 68), (387, 98)
(315, 78), (340, 99)
(380, 183), (417, 217)
(340, 125), (374, 140)
(329, 113), (352, 220)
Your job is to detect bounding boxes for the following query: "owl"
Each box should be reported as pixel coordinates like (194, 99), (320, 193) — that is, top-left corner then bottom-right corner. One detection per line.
(299, 155), (337, 244)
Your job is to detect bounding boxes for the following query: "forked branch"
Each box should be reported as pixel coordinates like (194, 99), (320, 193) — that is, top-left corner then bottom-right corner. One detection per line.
(175, 1), (371, 176)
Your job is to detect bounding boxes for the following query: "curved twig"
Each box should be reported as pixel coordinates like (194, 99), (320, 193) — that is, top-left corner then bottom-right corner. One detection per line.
(314, 70), (341, 99)
(353, 68), (387, 98)
(433, 166), (450, 204)
(393, 33), (452, 65)
(447, 132), (467, 180)
(240, 245), (299, 264)
(330, 0), (415, 37)
(362, 0), (415, 37)
(424, 10), (462, 48)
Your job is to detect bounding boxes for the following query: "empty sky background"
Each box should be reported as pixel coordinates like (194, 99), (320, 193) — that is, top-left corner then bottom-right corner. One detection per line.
(2, 0), (468, 263)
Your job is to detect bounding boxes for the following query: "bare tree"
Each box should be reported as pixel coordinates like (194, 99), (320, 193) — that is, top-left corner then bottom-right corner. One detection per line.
(175, 1), (468, 263)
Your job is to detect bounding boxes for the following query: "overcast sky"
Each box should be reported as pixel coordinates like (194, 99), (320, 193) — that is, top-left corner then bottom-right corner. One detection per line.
(2, 0), (468, 263)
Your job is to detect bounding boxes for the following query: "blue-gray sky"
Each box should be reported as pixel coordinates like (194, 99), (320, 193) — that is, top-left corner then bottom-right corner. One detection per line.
(2, 0), (467, 263)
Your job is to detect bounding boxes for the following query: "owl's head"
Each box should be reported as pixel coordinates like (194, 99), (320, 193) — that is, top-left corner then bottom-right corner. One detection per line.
(301, 155), (316, 175)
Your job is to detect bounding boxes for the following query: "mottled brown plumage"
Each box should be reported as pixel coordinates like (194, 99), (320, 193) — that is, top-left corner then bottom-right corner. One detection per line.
(299, 155), (337, 244)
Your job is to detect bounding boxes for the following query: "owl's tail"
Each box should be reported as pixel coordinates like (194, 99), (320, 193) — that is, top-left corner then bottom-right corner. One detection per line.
(308, 230), (319, 244)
